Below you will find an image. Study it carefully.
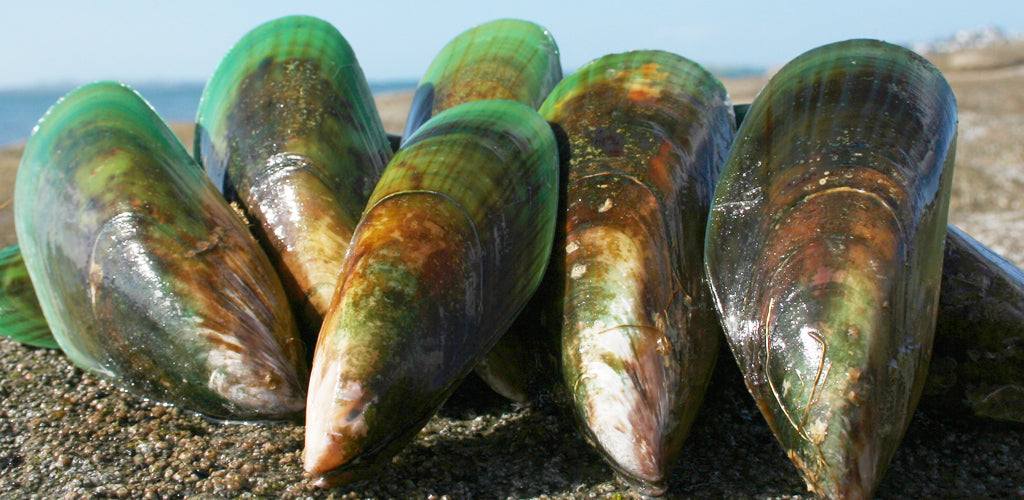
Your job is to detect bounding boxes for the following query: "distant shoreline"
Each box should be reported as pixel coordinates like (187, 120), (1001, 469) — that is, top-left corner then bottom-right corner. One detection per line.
(0, 80), (422, 147)
(0, 79), (422, 95)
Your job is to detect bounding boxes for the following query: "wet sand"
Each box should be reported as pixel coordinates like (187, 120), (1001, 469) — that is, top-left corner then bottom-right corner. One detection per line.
(1, 57), (1024, 498)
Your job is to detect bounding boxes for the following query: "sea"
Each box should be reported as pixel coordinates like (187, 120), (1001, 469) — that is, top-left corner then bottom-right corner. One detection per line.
(0, 80), (419, 147)
(0, 65), (768, 148)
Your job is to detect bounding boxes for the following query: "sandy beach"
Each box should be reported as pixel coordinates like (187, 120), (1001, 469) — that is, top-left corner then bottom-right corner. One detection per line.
(2, 45), (1024, 498)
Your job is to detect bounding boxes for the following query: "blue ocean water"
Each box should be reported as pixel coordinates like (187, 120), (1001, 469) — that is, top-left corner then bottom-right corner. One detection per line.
(0, 80), (418, 147)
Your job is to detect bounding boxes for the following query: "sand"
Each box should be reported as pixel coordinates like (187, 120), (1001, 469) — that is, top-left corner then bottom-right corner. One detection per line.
(2, 53), (1024, 499)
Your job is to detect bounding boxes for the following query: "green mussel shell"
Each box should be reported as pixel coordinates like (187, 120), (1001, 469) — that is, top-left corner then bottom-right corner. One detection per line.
(536, 50), (733, 495)
(304, 99), (558, 486)
(401, 18), (562, 399)
(195, 15), (392, 345)
(14, 81), (307, 421)
(733, 95), (1023, 424)
(402, 18), (561, 140)
(705, 40), (957, 499)
(0, 244), (55, 349)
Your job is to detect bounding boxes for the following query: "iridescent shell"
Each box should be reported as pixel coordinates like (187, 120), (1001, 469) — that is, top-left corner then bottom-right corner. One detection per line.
(704, 40), (957, 498)
(304, 99), (558, 486)
(402, 18), (561, 140)
(407, 18), (564, 401)
(14, 82), (307, 421)
(195, 15), (392, 344)
(537, 50), (734, 494)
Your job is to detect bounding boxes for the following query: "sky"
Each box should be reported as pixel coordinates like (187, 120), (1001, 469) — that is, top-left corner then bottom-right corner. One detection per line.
(0, 0), (1023, 90)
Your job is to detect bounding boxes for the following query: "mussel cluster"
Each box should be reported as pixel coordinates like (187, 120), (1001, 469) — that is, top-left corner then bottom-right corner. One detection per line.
(3, 15), (1023, 499)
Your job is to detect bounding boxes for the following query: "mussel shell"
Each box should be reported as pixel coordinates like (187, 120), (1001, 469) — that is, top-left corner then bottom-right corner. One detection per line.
(14, 82), (307, 421)
(704, 40), (957, 498)
(0, 244), (55, 349)
(304, 99), (558, 486)
(536, 50), (733, 494)
(403, 18), (562, 399)
(733, 99), (1022, 423)
(402, 18), (561, 140)
(195, 15), (392, 344)
(926, 224), (1024, 422)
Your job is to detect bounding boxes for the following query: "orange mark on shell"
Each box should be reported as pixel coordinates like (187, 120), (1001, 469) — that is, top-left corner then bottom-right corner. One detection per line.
(637, 62), (663, 79)
(628, 88), (657, 101)
(647, 141), (675, 193)
(619, 63), (666, 102)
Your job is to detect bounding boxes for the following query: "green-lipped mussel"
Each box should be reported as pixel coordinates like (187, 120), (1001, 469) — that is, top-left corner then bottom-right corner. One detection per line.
(13, 81), (308, 421)
(396, 17), (565, 403)
(195, 15), (392, 347)
(402, 18), (562, 141)
(3, 15), (1024, 497)
(303, 99), (558, 486)
(534, 50), (733, 494)
(705, 40), (957, 498)
(5, 220), (1019, 428)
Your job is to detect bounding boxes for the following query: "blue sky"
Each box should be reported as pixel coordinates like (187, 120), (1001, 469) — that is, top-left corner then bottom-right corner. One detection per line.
(0, 0), (1022, 89)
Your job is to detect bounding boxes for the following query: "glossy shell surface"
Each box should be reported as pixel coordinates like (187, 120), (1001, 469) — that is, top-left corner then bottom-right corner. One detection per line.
(537, 50), (734, 494)
(304, 99), (559, 486)
(14, 82), (307, 421)
(704, 39), (957, 498)
(402, 18), (561, 139)
(195, 15), (392, 342)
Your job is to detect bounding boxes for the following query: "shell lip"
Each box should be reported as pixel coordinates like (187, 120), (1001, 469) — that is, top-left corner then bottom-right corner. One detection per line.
(307, 458), (373, 489)
(608, 463), (668, 496)
(187, 403), (304, 425)
(572, 399), (670, 496)
(304, 414), (430, 488)
(92, 373), (305, 424)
